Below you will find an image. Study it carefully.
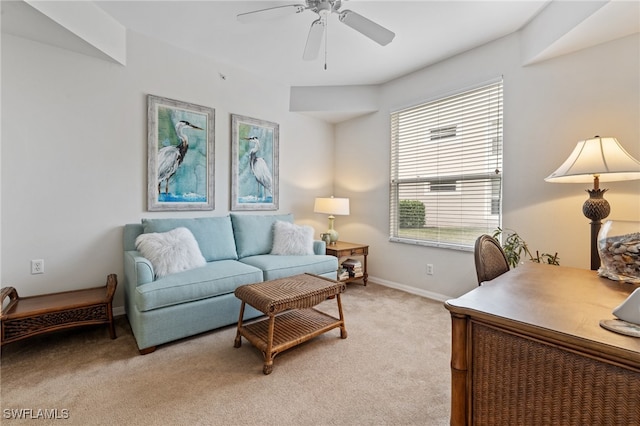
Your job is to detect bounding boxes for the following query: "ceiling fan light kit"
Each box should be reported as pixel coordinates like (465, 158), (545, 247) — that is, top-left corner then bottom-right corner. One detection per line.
(238, 0), (395, 62)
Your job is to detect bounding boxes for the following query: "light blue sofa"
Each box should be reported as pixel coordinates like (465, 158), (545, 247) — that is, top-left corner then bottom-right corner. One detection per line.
(123, 213), (338, 354)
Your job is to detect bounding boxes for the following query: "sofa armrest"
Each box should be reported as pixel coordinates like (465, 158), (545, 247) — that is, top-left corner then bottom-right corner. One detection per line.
(124, 250), (155, 287)
(313, 240), (326, 255)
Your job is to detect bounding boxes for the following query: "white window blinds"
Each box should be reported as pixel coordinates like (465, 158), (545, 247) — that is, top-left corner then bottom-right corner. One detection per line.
(390, 79), (503, 250)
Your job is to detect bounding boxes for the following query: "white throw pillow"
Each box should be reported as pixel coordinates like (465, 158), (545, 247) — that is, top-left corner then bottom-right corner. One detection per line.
(270, 221), (315, 255)
(135, 227), (206, 278)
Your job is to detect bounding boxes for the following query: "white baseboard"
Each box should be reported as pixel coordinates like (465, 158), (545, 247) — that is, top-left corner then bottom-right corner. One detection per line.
(367, 275), (451, 303)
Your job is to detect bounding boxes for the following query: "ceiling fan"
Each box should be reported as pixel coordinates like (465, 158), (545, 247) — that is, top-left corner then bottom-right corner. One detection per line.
(237, 0), (395, 61)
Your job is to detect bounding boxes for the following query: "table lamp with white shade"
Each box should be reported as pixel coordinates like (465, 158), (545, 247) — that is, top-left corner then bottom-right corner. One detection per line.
(314, 196), (350, 244)
(545, 136), (640, 270)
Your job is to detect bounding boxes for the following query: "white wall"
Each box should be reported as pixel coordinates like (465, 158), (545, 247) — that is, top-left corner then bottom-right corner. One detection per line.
(1, 31), (334, 309)
(2, 25), (639, 309)
(335, 33), (640, 299)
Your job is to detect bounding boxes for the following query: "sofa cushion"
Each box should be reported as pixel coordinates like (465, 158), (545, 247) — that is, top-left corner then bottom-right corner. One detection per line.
(124, 223), (144, 252)
(231, 213), (293, 258)
(142, 216), (238, 262)
(135, 227), (206, 278)
(134, 260), (263, 312)
(239, 254), (338, 281)
(271, 220), (314, 255)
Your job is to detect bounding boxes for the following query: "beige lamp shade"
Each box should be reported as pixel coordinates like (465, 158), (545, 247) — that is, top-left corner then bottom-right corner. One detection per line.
(314, 196), (349, 244)
(313, 197), (350, 215)
(545, 136), (640, 183)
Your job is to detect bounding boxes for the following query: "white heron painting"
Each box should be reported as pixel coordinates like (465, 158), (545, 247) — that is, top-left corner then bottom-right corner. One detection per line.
(147, 95), (215, 211)
(231, 114), (279, 211)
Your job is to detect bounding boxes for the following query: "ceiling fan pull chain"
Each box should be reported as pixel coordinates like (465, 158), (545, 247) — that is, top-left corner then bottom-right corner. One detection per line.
(324, 16), (328, 70)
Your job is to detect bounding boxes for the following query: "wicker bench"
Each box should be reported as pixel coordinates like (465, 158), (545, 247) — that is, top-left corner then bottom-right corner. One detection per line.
(1, 274), (117, 346)
(234, 273), (347, 374)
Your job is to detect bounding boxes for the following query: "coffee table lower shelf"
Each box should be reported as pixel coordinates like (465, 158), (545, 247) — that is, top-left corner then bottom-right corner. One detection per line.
(234, 308), (346, 374)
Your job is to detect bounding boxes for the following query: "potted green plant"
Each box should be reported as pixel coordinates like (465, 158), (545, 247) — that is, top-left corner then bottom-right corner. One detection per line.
(492, 228), (560, 268)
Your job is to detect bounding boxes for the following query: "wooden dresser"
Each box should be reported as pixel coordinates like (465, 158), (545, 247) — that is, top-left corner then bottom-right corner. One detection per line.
(445, 263), (640, 425)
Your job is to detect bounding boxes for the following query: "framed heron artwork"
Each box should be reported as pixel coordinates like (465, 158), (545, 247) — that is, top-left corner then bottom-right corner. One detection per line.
(147, 95), (215, 211)
(231, 114), (279, 211)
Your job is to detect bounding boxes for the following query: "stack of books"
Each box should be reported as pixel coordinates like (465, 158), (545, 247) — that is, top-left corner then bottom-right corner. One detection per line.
(341, 258), (363, 278)
(337, 268), (350, 281)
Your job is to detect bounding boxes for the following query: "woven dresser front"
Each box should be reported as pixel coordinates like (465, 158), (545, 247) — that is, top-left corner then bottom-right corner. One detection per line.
(471, 322), (640, 426)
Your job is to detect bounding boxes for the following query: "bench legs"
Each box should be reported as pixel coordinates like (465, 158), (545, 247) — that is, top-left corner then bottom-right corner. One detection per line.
(108, 322), (117, 340)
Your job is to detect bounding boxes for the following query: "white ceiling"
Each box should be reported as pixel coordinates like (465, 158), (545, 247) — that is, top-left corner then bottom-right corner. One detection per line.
(3, 1), (638, 90)
(92, 0), (552, 87)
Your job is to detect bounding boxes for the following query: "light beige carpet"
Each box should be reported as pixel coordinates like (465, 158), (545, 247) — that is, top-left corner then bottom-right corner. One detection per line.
(1, 282), (451, 425)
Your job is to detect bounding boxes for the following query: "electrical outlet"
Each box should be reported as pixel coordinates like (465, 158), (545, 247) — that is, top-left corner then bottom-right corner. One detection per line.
(427, 263), (434, 275)
(31, 259), (44, 274)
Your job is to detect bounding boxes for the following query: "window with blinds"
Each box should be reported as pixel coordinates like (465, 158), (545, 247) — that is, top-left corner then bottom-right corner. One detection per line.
(389, 79), (503, 250)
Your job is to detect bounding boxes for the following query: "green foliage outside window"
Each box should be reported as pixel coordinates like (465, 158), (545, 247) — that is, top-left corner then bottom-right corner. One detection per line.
(399, 200), (426, 229)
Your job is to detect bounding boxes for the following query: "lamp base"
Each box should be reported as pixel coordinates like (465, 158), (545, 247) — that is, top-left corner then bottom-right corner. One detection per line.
(326, 229), (339, 244)
(583, 188), (610, 271)
(327, 215), (339, 244)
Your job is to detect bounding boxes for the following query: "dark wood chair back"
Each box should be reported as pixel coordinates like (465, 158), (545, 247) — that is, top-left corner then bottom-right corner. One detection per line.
(474, 234), (510, 285)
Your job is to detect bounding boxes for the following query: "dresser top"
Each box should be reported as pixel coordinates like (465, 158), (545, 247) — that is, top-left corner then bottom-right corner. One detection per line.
(445, 262), (640, 364)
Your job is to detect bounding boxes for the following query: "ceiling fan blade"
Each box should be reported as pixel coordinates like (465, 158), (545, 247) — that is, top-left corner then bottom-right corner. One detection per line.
(338, 10), (395, 46)
(237, 4), (306, 23)
(303, 19), (325, 61)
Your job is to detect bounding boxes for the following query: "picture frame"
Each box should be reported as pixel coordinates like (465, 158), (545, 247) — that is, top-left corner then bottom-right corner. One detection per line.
(147, 95), (215, 211)
(231, 114), (279, 211)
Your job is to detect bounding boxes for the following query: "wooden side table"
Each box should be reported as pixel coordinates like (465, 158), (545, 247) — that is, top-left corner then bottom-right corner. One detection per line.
(325, 241), (369, 286)
(1, 274), (117, 346)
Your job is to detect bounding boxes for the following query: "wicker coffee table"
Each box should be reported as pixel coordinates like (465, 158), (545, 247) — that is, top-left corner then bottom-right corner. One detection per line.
(234, 273), (347, 374)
